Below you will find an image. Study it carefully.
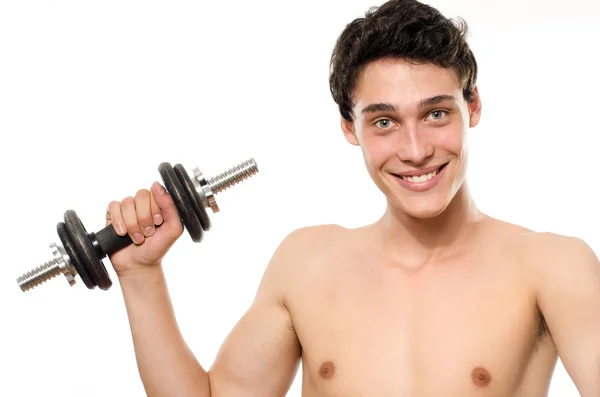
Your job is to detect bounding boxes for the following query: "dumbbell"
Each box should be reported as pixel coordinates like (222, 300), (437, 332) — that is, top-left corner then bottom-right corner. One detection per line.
(16, 159), (258, 292)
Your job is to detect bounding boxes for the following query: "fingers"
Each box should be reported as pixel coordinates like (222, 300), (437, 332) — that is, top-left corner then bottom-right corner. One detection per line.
(106, 201), (126, 235)
(106, 183), (182, 246)
(121, 195), (145, 244)
(150, 187), (163, 227)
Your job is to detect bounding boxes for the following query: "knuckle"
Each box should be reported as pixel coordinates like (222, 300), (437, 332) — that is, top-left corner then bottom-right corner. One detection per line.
(122, 196), (135, 206)
(125, 219), (141, 232)
(139, 215), (153, 228)
(106, 201), (119, 217)
(135, 189), (149, 199)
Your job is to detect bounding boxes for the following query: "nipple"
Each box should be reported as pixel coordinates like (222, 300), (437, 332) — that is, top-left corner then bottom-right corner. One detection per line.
(471, 367), (491, 387)
(319, 361), (336, 380)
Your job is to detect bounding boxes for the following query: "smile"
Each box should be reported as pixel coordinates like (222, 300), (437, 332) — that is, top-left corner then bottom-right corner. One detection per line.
(392, 163), (449, 192)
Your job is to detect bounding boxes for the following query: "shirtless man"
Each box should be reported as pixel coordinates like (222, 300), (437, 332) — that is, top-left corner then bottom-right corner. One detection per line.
(105, 0), (600, 396)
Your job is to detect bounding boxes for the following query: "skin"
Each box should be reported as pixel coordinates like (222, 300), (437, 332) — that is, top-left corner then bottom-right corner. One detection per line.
(106, 58), (600, 397)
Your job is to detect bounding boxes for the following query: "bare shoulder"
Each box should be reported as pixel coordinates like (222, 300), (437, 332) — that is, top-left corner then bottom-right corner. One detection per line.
(260, 223), (350, 283)
(286, 223), (349, 243)
(509, 229), (594, 263)
(274, 223), (350, 259)
(487, 217), (599, 277)
(522, 231), (598, 275)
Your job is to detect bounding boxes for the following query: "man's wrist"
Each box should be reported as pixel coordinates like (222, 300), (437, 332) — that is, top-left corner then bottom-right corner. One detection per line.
(117, 264), (164, 284)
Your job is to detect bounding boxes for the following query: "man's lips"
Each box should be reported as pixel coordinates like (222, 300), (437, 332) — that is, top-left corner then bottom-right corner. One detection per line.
(393, 162), (449, 177)
(391, 162), (448, 192)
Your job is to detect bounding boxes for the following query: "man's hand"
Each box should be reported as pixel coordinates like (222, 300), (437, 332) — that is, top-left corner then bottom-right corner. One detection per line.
(105, 181), (184, 275)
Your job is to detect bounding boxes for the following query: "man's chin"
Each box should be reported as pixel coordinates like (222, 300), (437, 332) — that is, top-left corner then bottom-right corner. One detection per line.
(405, 206), (446, 220)
(380, 171), (457, 220)
(388, 197), (449, 220)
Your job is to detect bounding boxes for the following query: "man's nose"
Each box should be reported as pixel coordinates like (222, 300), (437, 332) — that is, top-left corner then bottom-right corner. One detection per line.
(395, 125), (434, 165)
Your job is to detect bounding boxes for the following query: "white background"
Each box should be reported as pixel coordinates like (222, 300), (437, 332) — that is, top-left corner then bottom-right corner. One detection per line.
(1, 0), (598, 395)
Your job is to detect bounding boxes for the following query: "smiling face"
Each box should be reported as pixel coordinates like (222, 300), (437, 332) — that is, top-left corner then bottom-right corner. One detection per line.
(341, 58), (482, 219)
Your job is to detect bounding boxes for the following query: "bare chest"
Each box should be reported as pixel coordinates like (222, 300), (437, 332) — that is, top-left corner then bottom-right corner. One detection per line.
(288, 254), (554, 397)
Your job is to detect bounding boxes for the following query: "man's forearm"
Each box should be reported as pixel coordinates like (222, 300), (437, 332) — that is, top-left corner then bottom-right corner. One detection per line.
(118, 265), (210, 397)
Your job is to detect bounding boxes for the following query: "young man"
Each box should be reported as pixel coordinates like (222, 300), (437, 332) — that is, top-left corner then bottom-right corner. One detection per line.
(106, 0), (600, 395)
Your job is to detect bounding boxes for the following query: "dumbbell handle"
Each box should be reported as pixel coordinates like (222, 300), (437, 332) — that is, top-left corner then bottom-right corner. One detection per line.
(90, 224), (135, 259)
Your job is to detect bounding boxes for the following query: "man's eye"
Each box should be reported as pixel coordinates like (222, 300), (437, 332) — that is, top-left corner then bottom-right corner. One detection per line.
(428, 110), (448, 120)
(376, 119), (394, 128)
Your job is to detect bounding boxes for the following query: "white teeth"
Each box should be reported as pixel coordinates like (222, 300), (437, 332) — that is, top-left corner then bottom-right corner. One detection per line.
(401, 168), (439, 183)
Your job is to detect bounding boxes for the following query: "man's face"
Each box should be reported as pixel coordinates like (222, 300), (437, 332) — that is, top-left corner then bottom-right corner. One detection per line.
(341, 58), (482, 219)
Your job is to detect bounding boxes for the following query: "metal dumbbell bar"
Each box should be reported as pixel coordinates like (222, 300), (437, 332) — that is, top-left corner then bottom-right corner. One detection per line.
(16, 159), (258, 292)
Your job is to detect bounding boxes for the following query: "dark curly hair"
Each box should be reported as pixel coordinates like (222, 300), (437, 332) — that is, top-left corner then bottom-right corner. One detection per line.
(329, 0), (478, 122)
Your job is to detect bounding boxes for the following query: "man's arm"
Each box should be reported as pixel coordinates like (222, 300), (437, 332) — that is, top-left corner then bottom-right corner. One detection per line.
(536, 234), (600, 396)
(208, 229), (303, 396)
(119, 229), (303, 397)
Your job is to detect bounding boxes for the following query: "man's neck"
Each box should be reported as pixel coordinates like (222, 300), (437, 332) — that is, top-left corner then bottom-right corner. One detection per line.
(374, 183), (485, 268)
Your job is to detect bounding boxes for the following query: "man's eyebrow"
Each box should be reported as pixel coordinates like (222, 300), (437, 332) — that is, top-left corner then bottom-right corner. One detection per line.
(361, 102), (397, 115)
(418, 94), (457, 109)
(360, 94), (458, 115)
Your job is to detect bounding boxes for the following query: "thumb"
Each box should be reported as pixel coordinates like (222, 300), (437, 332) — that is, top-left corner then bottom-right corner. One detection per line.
(151, 182), (182, 233)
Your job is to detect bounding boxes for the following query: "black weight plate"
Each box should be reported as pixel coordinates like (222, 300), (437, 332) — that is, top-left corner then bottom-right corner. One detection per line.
(64, 210), (112, 290)
(173, 163), (211, 232)
(158, 162), (204, 242)
(57, 221), (95, 289)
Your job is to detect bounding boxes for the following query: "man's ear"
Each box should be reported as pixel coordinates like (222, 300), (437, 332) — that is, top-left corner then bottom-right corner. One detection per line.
(341, 116), (359, 146)
(468, 86), (482, 128)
